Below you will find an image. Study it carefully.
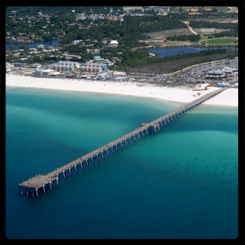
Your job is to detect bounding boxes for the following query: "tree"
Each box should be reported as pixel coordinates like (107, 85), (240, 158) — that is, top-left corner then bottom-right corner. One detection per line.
(19, 44), (29, 52)
(9, 45), (16, 51)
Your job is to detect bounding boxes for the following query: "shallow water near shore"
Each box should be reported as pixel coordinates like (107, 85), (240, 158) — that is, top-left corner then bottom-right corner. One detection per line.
(6, 87), (238, 239)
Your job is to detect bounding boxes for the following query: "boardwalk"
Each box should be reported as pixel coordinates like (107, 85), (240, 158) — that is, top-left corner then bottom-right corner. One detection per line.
(18, 88), (226, 197)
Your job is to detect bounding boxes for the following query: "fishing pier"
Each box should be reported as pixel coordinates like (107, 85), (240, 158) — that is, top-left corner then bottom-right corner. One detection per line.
(18, 88), (226, 197)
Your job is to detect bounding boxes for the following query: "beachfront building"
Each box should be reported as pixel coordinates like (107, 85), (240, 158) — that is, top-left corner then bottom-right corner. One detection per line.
(51, 61), (108, 75)
(205, 68), (238, 80)
(112, 71), (127, 76)
(114, 76), (127, 81)
(65, 73), (74, 78)
(205, 69), (226, 79)
(96, 72), (108, 80)
(55, 61), (80, 71)
(49, 71), (61, 77)
(80, 62), (107, 73)
(223, 67), (238, 80)
(34, 68), (45, 76)
(6, 62), (12, 73)
(42, 69), (57, 76)
(34, 68), (57, 76)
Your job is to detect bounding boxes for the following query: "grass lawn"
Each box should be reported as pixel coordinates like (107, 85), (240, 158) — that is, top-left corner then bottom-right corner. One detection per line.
(202, 38), (238, 45)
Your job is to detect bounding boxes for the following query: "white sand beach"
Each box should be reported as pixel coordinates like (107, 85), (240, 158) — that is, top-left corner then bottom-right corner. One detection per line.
(6, 74), (238, 107)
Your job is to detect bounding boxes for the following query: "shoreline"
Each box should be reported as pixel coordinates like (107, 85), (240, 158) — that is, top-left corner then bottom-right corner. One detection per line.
(6, 74), (238, 107)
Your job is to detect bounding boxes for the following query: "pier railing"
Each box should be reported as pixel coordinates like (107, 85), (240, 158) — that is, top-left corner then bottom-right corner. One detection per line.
(18, 88), (226, 198)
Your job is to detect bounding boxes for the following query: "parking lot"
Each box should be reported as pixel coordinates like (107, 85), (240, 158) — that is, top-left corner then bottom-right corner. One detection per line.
(172, 57), (238, 86)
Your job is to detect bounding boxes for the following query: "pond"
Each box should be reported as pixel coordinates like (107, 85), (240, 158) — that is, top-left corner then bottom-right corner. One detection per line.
(142, 46), (237, 58)
(6, 38), (61, 50)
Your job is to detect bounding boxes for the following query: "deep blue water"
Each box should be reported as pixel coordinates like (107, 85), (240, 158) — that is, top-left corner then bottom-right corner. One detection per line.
(142, 46), (237, 58)
(6, 87), (238, 239)
(5, 38), (60, 50)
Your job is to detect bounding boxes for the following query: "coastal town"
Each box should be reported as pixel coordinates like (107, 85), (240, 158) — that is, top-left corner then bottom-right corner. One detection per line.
(6, 57), (238, 88)
(6, 6), (238, 105)
(5, 5), (240, 240)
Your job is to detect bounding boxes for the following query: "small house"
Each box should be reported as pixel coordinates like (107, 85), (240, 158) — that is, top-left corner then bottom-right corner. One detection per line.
(65, 73), (74, 78)
(108, 40), (118, 48)
(37, 44), (45, 49)
(49, 71), (60, 77)
(34, 68), (45, 76)
(42, 69), (54, 76)
(94, 55), (104, 61)
(14, 63), (26, 67)
(114, 77), (127, 81)
(30, 63), (42, 68)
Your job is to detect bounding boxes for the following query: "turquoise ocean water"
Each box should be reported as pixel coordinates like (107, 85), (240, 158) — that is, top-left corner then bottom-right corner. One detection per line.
(6, 87), (238, 239)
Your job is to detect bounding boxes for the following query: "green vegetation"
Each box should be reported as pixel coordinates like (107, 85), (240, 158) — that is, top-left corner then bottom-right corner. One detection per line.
(202, 38), (238, 45)
(6, 6), (123, 16)
(60, 15), (187, 46)
(166, 34), (201, 42)
(189, 21), (237, 29)
(6, 6), (238, 69)
(125, 50), (238, 74)
(122, 48), (232, 68)
(208, 30), (238, 39)
(189, 21), (238, 37)
(6, 7), (123, 44)
(60, 45), (93, 61)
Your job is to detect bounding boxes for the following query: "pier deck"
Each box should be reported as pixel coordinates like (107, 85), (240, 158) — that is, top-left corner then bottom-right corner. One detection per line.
(18, 88), (226, 197)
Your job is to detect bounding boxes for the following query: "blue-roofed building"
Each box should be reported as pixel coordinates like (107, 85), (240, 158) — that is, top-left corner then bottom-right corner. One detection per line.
(94, 55), (104, 61)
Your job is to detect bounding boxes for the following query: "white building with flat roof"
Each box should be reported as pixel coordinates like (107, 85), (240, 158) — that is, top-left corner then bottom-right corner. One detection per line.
(42, 69), (54, 75)
(109, 40), (118, 47)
